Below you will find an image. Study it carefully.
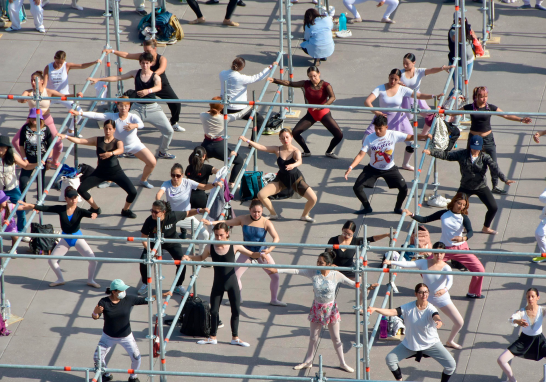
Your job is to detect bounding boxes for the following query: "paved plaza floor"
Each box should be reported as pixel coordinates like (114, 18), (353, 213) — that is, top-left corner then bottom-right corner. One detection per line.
(0, 0), (545, 380)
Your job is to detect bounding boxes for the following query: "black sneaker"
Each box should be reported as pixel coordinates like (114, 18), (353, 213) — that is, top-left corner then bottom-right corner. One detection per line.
(121, 209), (137, 219)
(353, 206), (373, 215)
(237, 0), (246, 5)
(466, 293), (486, 299)
(102, 374), (114, 382)
(205, 0), (219, 3)
(89, 207), (102, 215)
(128, 377), (140, 382)
(492, 187), (507, 195)
(135, 9), (147, 16)
(218, 320), (225, 328)
(393, 208), (403, 215)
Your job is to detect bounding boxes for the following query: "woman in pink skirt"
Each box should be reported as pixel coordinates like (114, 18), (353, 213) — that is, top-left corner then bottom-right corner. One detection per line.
(266, 251), (376, 373)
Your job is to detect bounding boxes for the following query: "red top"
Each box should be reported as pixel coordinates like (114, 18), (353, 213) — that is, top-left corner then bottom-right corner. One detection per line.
(304, 80), (330, 105)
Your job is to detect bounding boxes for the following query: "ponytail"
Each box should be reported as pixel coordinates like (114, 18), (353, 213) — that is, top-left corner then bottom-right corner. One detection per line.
(189, 146), (207, 172)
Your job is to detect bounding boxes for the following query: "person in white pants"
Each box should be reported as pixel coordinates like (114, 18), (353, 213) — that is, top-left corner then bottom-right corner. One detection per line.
(532, 187), (546, 262)
(7, 0), (45, 32)
(518, 0), (546, 10)
(155, 163), (221, 255)
(342, 0), (399, 24)
(44, 50), (101, 135)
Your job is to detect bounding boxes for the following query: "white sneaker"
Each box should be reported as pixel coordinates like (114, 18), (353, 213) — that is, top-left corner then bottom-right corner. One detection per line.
(98, 181), (111, 189)
(427, 195), (448, 208)
(5, 27), (21, 32)
(71, 4), (84, 10)
(36, 26), (46, 33)
(172, 123), (185, 132)
(138, 284), (148, 295)
(231, 339), (250, 347)
(197, 338), (217, 345)
(21, 236), (31, 243)
(140, 180), (154, 189)
(380, 17), (395, 23)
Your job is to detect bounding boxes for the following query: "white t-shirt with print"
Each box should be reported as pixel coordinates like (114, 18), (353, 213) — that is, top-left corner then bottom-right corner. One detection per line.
(400, 301), (440, 351)
(161, 179), (199, 212)
(361, 130), (408, 170)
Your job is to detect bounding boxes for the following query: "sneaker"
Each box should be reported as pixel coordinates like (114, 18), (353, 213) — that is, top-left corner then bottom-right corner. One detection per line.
(102, 373), (113, 382)
(205, 0), (219, 3)
(71, 3), (84, 10)
(301, 152), (312, 157)
(353, 206), (373, 215)
(136, 9), (148, 16)
(268, 214), (279, 220)
(197, 338), (217, 345)
(118, 152), (136, 158)
(466, 293), (485, 299)
(237, 0), (246, 5)
(393, 208), (403, 215)
(492, 187), (507, 194)
(380, 17), (395, 23)
(5, 27), (21, 32)
(531, 256), (546, 263)
(140, 180), (154, 189)
(536, 4), (546, 10)
(300, 215), (315, 223)
(325, 152), (339, 159)
(121, 209), (137, 219)
(270, 300), (288, 307)
(218, 320), (225, 328)
(21, 236), (31, 243)
(138, 284), (148, 295)
(36, 26), (46, 33)
(518, 3), (532, 7)
(98, 181), (111, 189)
(173, 286), (186, 295)
(172, 123), (185, 132)
(128, 377), (140, 382)
(231, 339), (250, 347)
(427, 195), (449, 208)
(157, 151), (176, 159)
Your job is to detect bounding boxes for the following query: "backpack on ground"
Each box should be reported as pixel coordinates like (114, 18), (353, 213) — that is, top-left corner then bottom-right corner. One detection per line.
(77, 163), (96, 182)
(407, 225), (432, 259)
(239, 171), (264, 202)
(180, 295), (211, 338)
(29, 223), (57, 255)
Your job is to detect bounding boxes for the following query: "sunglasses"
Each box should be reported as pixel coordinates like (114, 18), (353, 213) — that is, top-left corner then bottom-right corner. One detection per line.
(150, 209), (163, 215)
(171, 174), (182, 178)
(417, 291), (429, 295)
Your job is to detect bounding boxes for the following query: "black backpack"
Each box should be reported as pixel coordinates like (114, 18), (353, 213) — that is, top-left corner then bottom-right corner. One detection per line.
(180, 295), (211, 338)
(29, 223), (57, 254)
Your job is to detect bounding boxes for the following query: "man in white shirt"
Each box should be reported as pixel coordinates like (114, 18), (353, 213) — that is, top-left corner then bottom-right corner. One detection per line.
(369, 283), (457, 382)
(220, 57), (278, 130)
(344, 115), (427, 215)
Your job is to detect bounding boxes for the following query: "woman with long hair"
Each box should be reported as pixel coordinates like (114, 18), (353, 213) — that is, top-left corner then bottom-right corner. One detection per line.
(300, 9), (334, 66)
(363, 68), (443, 171)
(57, 119), (138, 218)
(498, 288), (546, 382)
(447, 12), (477, 98)
(203, 199), (285, 306)
(385, 242), (465, 349)
(186, 146), (219, 209)
(268, 66), (342, 158)
(265, 251), (361, 372)
(199, 99), (246, 188)
(0, 135), (36, 233)
(19, 186), (100, 288)
(183, 222), (265, 347)
(73, 96), (157, 189)
(403, 192), (486, 299)
(424, 134), (516, 234)
(241, 127), (317, 222)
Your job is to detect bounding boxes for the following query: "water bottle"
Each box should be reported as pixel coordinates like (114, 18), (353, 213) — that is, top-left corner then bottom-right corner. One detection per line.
(380, 316), (388, 338)
(339, 13), (347, 31)
(5, 300), (11, 320)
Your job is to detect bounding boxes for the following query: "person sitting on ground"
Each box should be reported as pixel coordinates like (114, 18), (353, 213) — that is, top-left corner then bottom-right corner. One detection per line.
(300, 8), (334, 67)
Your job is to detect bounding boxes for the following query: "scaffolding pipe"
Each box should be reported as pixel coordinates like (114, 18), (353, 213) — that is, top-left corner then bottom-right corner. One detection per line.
(354, 246), (361, 380)
(460, 0), (468, 102)
(112, 0), (124, 96)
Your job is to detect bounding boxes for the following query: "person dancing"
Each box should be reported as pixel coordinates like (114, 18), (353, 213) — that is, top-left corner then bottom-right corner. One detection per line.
(268, 66), (343, 158)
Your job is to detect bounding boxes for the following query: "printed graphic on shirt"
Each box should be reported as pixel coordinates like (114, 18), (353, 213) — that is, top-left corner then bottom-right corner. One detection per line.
(362, 131), (407, 170)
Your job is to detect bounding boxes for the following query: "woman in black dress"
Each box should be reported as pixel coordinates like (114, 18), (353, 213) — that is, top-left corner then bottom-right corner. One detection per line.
(498, 288), (546, 382)
(240, 128), (317, 222)
(185, 146), (219, 209)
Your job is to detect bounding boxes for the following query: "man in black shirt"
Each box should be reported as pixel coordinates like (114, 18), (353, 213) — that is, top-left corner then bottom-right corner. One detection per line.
(139, 200), (209, 296)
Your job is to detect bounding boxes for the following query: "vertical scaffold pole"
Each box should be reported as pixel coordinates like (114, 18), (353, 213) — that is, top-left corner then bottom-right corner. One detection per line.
(388, 227), (394, 315)
(223, 80), (229, 167)
(104, 0), (112, 109)
(151, 0), (157, 40)
(36, 94), (43, 225)
(191, 219), (197, 296)
(146, 236), (155, 382)
(252, 91), (258, 172)
(285, 0), (294, 111)
(362, 225), (370, 380)
(279, 0), (286, 119)
(155, 227), (167, 381)
(113, 0), (124, 96)
(454, 0), (460, 114)
(481, 0), (488, 45)
(354, 246), (361, 380)
(460, 0), (468, 102)
(73, 85), (79, 169)
(412, 91), (419, 242)
(0, 236), (5, 321)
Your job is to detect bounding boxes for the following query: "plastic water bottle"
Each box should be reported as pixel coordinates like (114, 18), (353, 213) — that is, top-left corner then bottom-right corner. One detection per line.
(5, 300), (11, 320)
(339, 13), (347, 31)
(380, 316), (388, 338)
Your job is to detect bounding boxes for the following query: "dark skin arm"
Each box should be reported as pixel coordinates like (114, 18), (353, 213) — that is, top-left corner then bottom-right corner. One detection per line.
(267, 78), (306, 88)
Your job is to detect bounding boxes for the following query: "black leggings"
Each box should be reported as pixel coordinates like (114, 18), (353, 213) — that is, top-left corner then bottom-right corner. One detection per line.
(458, 186), (498, 228)
(227, 108), (265, 130)
(293, 111), (343, 154)
(139, 244), (186, 286)
(353, 167), (408, 211)
(19, 166), (46, 201)
(467, 133), (498, 187)
(201, 139), (244, 183)
(225, 0), (238, 19)
(190, 189), (208, 209)
(186, 0), (203, 18)
(78, 169), (137, 204)
(210, 280), (241, 337)
(156, 83), (181, 125)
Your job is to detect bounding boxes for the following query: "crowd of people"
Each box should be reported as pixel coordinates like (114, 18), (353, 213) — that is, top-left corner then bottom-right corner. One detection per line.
(1, 3), (545, 382)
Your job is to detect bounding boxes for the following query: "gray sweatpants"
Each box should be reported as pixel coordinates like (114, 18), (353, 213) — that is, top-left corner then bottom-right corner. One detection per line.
(94, 332), (141, 378)
(386, 341), (456, 375)
(130, 102), (173, 154)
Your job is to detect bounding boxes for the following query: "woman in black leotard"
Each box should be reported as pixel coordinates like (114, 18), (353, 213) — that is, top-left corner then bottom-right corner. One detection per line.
(58, 120), (138, 219)
(186, 146), (219, 209)
(240, 127), (318, 222)
(183, 222), (264, 347)
(268, 66), (343, 158)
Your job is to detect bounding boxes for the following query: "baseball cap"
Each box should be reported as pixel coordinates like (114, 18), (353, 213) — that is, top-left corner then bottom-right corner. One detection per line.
(469, 135), (483, 150)
(110, 279), (130, 292)
(27, 108), (44, 120)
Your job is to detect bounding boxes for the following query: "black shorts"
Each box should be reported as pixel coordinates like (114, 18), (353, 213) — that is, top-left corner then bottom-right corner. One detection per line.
(359, 165), (406, 189)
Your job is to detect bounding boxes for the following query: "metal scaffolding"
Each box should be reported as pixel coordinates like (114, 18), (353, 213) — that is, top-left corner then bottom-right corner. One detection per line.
(0, 0), (545, 381)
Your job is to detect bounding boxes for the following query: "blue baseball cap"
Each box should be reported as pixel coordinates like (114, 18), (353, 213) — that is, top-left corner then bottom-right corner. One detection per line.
(110, 279), (130, 292)
(469, 135), (483, 150)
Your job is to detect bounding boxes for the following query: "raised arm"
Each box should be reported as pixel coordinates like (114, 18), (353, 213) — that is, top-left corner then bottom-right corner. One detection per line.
(88, 70), (136, 84)
(183, 245), (211, 262)
(66, 59), (102, 72)
(424, 65), (454, 76)
(103, 49), (141, 60)
(497, 107), (532, 124)
(240, 136), (278, 154)
(424, 148), (465, 162)
(403, 209), (446, 223)
(239, 63), (277, 85)
(268, 77), (306, 88)
(196, 180), (223, 191)
(57, 133), (97, 146)
(415, 91), (444, 101)
(368, 306), (398, 317)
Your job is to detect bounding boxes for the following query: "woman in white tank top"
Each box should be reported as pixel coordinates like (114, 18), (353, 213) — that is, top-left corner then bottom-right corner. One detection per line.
(10, 71), (81, 167)
(384, 241), (465, 350)
(43, 50), (101, 134)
